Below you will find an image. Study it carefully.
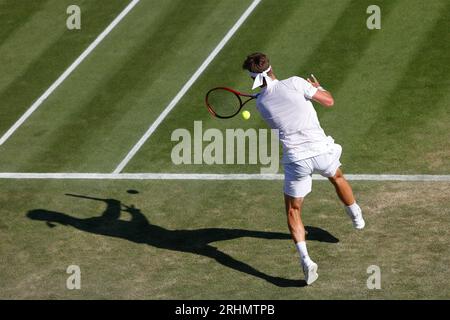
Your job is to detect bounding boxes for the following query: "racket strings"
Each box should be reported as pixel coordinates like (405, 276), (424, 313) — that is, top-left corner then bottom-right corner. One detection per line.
(206, 89), (242, 118)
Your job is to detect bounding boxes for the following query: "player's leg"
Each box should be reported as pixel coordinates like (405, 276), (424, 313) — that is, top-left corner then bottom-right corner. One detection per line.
(328, 167), (355, 205)
(283, 166), (319, 285)
(284, 194), (306, 243)
(314, 143), (365, 230)
(328, 168), (365, 229)
(284, 162), (319, 284)
(284, 193), (318, 285)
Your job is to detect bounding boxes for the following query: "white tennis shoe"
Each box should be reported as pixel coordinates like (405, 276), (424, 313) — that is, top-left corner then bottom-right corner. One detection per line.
(302, 261), (319, 285)
(346, 205), (365, 230)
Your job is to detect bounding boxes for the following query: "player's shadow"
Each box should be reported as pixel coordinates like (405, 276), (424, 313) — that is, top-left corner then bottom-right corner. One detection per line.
(26, 193), (338, 288)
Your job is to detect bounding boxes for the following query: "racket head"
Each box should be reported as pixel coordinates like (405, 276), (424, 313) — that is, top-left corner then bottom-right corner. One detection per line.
(205, 87), (255, 119)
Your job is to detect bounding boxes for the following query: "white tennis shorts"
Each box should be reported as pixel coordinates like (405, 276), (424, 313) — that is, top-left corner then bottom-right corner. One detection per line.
(283, 143), (342, 198)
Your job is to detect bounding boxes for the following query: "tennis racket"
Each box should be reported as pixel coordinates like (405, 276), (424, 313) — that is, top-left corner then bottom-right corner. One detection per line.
(205, 87), (258, 119)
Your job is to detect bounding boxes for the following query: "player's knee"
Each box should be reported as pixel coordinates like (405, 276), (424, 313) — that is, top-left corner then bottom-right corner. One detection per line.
(329, 169), (343, 184)
(328, 175), (337, 185)
(285, 198), (300, 215)
(287, 207), (300, 218)
(286, 198), (302, 213)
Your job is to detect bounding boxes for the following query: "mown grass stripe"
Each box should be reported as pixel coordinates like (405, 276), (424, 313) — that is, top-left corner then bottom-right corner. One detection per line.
(113, 0), (262, 174)
(0, 0), (140, 147)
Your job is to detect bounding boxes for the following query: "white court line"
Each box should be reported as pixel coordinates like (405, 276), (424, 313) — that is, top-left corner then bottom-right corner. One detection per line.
(0, 0), (141, 147)
(113, 0), (262, 174)
(0, 173), (449, 181)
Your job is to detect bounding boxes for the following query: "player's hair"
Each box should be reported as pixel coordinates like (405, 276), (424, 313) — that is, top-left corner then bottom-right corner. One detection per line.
(242, 52), (270, 73)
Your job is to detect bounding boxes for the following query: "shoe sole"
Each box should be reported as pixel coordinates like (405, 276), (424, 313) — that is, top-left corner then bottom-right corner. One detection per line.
(305, 263), (319, 285)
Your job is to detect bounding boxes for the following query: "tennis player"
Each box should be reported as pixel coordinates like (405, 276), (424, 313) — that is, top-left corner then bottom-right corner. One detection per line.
(242, 52), (365, 285)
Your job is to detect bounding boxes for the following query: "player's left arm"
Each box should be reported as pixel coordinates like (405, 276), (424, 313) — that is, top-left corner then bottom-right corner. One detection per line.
(307, 75), (334, 108)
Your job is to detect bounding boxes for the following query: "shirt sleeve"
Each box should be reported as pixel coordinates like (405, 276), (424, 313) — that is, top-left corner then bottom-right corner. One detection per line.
(291, 76), (318, 100)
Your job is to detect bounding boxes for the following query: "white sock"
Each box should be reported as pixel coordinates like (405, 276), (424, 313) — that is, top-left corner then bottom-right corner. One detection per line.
(296, 241), (313, 266)
(345, 202), (361, 216)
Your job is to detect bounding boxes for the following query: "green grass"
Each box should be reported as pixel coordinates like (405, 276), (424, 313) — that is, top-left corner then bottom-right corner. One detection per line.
(0, 0), (254, 172)
(0, 0), (449, 299)
(0, 0), (130, 136)
(0, 180), (449, 299)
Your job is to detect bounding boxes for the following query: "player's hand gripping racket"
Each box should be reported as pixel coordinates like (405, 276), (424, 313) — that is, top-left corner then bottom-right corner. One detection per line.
(205, 87), (258, 119)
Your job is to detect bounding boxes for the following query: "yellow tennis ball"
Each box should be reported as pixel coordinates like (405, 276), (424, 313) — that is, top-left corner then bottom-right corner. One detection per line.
(242, 110), (251, 120)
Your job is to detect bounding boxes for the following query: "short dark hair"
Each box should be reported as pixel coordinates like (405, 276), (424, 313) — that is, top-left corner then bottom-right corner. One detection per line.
(242, 52), (270, 73)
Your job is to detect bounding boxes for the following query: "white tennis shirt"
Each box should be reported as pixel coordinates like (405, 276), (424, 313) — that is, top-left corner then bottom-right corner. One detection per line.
(256, 76), (334, 163)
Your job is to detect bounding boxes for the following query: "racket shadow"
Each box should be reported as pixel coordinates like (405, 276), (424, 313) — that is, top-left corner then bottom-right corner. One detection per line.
(26, 194), (336, 288)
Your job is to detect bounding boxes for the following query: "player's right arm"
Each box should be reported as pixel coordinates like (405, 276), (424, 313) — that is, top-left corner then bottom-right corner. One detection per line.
(307, 75), (334, 108)
(291, 76), (334, 108)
